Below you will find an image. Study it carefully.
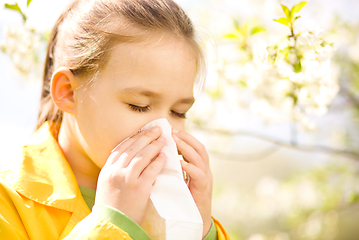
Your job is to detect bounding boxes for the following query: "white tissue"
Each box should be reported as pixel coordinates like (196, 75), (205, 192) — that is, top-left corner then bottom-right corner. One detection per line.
(140, 118), (203, 240)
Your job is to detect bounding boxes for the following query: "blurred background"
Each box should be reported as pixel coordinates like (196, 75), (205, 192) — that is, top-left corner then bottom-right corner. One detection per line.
(1, 0), (359, 239)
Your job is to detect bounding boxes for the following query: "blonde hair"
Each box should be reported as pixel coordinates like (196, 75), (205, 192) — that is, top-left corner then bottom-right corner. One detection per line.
(37, 0), (204, 130)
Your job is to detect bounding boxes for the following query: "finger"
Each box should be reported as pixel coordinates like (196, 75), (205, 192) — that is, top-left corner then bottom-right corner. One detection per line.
(180, 160), (206, 186)
(173, 130), (209, 165)
(114, 127), (162, 168)
(172, 133), (206, 170)
(111, 130), (145, 154)
(140, 152), (166, 184)
(127, 136), (166, 176)
(105, 131), (144, 166)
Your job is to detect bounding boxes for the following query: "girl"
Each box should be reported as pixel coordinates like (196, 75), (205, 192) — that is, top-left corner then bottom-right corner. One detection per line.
(0, 0), (230, 239)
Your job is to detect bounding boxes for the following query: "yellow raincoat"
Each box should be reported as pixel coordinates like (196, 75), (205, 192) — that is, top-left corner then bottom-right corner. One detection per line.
(0, 123), (230, 239)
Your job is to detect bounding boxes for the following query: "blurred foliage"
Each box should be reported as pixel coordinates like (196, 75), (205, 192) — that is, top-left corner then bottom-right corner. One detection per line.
(193, 1), (338, 133)
(326, 19), (359, 158)
(187, 0), (359, 159)
(4, 0), (32, 21)
(0, 0), (47, 81)
(4, 3), (27, 21)
(213, 161), (359, 239)
(329, 19), (359, 113)
(186, 0), (359, 239)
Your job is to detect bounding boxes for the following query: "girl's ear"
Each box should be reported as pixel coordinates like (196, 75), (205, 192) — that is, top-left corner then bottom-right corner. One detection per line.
(51, 67), (77, 114)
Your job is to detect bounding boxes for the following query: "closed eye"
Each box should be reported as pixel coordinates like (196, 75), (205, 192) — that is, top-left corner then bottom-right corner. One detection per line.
(129, 104), (186, 118)
(128, 104), (150, 112)
(171, 110), (186, 119)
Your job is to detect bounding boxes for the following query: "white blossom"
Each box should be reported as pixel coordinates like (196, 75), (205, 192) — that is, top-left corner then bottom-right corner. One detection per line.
(253, 38), (269, 70)
(0, 24), (43, 80)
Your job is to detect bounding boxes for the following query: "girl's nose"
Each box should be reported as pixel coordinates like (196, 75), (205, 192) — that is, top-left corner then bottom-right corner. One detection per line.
(151, 114), (176, 130)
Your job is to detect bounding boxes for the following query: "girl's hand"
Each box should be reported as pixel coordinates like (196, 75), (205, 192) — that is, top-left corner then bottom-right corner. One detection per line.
(95, 127), (166, 225)
(172, 130), (213, 238)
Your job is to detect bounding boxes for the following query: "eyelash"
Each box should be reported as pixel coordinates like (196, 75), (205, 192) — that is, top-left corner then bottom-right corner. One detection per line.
(129, 104), (150, 112)
(171, 111), (186, 119)
(128, 104), (187, 119)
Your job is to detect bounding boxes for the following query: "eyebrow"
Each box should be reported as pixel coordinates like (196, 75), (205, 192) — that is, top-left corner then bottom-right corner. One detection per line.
(120, 86), (195, 104)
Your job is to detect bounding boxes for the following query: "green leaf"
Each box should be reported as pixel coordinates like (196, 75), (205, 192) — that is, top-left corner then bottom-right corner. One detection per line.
(223, 33), (239, 39)
(294, 60), (302, 73)
(250, 26), (266, 35)
(207, 88), (223, 99)
(293, 95), (298, 105)
(349, 193), (359, 203)
(281, 4), (291, 19)
(4, 3), (27, 22)
(238, 80), (248, 87)
(4, 3), (21, 12)
(274, 17), (290, 27)
(291, 1), (307, 15)
(27, 0), (33, 7)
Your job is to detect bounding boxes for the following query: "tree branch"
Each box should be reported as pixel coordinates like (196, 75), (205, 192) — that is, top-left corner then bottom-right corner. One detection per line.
(193, 126), (359, 161)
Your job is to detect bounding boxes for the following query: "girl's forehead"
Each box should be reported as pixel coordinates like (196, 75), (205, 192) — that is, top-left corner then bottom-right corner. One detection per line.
(92, 34), (197, 88)
(111, 33), (198, 59)
(105, 36), (197, 70)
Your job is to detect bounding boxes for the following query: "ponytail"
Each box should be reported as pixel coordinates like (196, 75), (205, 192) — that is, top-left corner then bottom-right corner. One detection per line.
(36, 3), (75, 132)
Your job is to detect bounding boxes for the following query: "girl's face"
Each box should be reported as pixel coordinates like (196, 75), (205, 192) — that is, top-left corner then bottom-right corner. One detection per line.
(72, 35), (198, 168)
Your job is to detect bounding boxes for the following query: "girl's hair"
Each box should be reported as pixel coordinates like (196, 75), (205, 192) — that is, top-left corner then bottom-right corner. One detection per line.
(37, 0), (205, 131)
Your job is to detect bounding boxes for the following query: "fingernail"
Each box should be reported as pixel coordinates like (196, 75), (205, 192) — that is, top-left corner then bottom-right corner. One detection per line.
(172, 129), (179, 133)
(172, 134), (179, 141)
(140, 130), (146, 135)
(158, 136), (165, 142)
(151, 126), (160, 132)
(158, 152), (165, 157)
(180, 159), (187, 165)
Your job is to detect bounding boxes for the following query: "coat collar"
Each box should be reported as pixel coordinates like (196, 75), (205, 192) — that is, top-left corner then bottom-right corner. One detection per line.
(5, 122), (80, 212)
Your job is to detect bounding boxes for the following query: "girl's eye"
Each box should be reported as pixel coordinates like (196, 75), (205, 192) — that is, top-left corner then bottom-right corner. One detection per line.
(129, 104), (150, 112)
(129, 104), (186, 118)
(171, 110), (186, 119)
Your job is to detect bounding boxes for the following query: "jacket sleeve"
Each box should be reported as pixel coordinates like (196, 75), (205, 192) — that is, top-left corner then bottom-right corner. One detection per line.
(84, 204), (151, 239)
(64, 205), (231, 240)
(213, 217), (231, 240)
